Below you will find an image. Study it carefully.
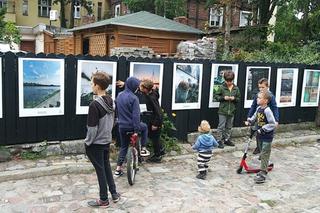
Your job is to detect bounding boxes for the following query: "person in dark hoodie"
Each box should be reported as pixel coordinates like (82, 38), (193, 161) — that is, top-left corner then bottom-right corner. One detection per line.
(85, 72), (120, 208)
(192, 120), (219, 180)
(139, 79), (165, 163)
(114, 77), (150, 177)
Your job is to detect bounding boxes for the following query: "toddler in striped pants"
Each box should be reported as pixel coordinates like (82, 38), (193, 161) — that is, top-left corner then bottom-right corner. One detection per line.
(192, 120), (219, 179)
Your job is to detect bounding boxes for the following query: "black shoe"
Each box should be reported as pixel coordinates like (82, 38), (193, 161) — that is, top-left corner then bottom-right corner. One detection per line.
(254, 171), (267, 184)
(87, 199), (109, 208)
(224, 139), (235, 146)
(196, 173), (207, 180)
(253, 147), (261, 155)
(111, 193), (120, 203)
(147, 155), (162, 163)
(160, 148), (166, 156)
(217, 141), (224, 149)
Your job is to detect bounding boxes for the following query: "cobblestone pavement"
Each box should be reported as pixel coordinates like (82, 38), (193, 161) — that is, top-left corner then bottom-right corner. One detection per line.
(0, 142), (319, 213)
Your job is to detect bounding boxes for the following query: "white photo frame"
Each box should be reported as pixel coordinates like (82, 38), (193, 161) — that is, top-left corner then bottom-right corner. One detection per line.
(0, 59), (2, 118)
(244, 66), (271, 108)
(76, 60), (117, 115)
(208, 63), (239, 108)
(172, 63), (203, 110)
(276, 68), (299, 107)
(18, 58), (65, 117)
(300, 69), (320, 107)
(129, 62), (164, 112)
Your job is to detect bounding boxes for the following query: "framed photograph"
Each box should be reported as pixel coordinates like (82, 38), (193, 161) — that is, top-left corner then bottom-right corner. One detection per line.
(300, 69), (320, 107)
(276, 68), (299, 107)
(129, 62), (164, 112)
(76, 60), (117, 115)
(172, 63), (203, 110)
(18, 58), (65, 117)
(0, 59), (2, 118)
(244, 66), (271, 108)
(208, 63), (239, 108)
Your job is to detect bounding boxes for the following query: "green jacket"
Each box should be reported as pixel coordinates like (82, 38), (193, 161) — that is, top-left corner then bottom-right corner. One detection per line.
(213, 83), (241, 116)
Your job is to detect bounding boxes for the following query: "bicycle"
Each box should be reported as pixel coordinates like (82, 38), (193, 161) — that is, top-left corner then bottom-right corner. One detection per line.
(126, 132), (141, 185)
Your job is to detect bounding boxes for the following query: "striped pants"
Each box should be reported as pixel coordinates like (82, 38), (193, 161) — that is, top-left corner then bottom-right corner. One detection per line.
(197, 151), (212, 173)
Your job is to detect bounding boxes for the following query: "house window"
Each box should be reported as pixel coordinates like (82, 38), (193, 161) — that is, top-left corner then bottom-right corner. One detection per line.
(22, 0), (28, 16)
(97, 2), (102, 20)
(38, 0), (51, 17)
(115, 4), (120, 17)
(74, 1), (80, 19)
(209, 7), (223, 27)
(0, 0), (7, 9)
(239, 10), (253, 27)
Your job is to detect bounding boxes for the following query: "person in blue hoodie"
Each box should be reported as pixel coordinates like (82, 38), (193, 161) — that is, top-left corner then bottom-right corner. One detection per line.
(114, 77), (150, 177)
(192, 120), (219, 180)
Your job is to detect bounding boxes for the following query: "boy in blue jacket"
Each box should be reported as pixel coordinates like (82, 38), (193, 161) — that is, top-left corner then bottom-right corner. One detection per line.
(192, 120), (219, 180)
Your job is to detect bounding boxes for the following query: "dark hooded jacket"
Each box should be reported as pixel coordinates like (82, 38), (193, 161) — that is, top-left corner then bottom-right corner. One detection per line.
(145, 88), (163, 127)
(116, 77), (141, 132)
(84, 95), (114, 146)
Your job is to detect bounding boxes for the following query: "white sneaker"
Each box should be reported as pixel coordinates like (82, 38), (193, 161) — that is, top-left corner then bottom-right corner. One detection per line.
(140, 147), (150, 157)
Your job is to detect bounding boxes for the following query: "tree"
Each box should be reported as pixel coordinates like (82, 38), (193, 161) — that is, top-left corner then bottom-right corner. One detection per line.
(123, 0), (155, 13)
(53, 0), (93, 28)
(0, 8), (21, 49)
(154, 0), (186, 19)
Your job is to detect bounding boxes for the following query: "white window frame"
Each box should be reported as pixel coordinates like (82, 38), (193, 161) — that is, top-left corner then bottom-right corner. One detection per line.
(0, 0), (7, 9)
(74, 2), (81, 19)
(22, 0), (28, 16)
(209, 7), (223, 27)
(115, 4), (120, 17)
(38, 0), (51, 17)
(239, 10), (253, 27)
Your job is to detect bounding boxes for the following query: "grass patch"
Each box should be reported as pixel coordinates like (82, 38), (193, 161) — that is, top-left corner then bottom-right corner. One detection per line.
(261, 200), (277, 207)
(20, 151), (45, 160)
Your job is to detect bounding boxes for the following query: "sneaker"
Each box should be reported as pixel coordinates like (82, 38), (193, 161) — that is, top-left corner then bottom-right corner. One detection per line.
(140, 147), (150, 157)
(111, 193), (120, 203)
(87, 199), (109, 208)
(160, 148), (166, 156)
(147, 155), (162, 163)
(253, 147), (261, 155)
(114, 170), (124, 177)
(217, 141), (224, 149)
(196, 173), (207, 180)
(254, 171), (267, 184)
(224, 139), (235, 146)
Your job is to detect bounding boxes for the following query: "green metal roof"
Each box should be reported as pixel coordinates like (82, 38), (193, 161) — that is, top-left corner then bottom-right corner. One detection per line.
(69, 11), (203, 34)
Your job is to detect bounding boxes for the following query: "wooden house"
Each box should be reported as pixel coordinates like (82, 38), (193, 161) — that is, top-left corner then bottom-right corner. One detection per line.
(69, 11), (203, 56)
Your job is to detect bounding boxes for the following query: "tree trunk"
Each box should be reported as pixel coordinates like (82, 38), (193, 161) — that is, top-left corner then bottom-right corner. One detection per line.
(60, 1), (66, 28)
(69, 0), (75, 28)
(224, 3), (231, 54)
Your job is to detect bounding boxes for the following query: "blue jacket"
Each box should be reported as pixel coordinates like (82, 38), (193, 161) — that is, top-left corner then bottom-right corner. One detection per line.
(247, 91), (279, 122)
(192, 133), (219, 152)
(116, 77), (141, 132)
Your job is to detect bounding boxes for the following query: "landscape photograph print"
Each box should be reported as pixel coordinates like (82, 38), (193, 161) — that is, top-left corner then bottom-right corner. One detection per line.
(244, 66), (271, 108)
(301, 69), (320, 107)
(172, 63), (203, 110)
(130, 62), (163, 111)
(76, 60), (117, 114)
(209, 63), (238, 108)
(18, 58), (65, 117)
(276, 68), (298, 107)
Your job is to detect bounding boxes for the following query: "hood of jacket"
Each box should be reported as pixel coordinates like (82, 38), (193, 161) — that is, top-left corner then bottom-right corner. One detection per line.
(198, 134), (214, 148)
(96, 95), (113, 114)
(125, 77), (140, 93)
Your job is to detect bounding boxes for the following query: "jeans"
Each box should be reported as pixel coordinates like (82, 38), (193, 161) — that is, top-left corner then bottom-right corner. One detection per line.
(85, 144), (116, 201)
(217, 114), (234, 141)
(117, 122), (148, 166)
(148, 125), (163, 157)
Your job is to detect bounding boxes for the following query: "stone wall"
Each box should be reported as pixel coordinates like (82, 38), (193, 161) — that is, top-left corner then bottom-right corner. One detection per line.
(110, 46), (154, 58)
(175, 37), (217, 60)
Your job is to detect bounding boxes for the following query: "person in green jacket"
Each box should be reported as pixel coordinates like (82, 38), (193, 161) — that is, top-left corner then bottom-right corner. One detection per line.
(213, 70), (241, 148)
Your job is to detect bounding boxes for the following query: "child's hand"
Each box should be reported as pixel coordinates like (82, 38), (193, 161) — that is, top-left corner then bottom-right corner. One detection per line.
(224, 96), (230, 100)
(116, 80), (125, 88)
(244, 121), (250, 126)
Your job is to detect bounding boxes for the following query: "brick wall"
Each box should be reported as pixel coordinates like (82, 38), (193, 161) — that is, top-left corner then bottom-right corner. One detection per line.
(187, 0), (209, 30)
(74, 34), (82, 55)
(55, 37), (74, 55)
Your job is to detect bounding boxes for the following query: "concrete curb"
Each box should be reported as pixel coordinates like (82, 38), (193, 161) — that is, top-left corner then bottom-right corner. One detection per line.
(0, 133), (319, 183)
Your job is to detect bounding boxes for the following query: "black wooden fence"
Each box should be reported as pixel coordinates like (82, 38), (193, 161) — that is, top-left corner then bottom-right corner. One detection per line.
(0, 52), (318, 145)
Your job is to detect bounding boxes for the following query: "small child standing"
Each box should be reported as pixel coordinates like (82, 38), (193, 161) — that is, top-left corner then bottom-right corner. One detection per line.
(192, 120), (219, 180)
(246, 91), (276, 184)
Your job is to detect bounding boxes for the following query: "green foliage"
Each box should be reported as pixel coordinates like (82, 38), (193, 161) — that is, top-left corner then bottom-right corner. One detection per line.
(160, 111), (181, 153)
(123, 0), (155, 13)
(154, 0), (186, 19)
(20, 151), (45, 160)
(0, 8), (21, 47)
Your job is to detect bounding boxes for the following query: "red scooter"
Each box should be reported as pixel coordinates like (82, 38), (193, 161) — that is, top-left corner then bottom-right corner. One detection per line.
(236, 127), (274, 174)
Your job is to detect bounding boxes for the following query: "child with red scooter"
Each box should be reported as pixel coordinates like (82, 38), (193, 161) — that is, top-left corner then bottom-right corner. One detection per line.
(245, 90), (276, 184)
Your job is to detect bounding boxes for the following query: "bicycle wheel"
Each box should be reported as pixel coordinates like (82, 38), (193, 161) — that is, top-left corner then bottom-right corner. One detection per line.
(127, 147), (137, 185)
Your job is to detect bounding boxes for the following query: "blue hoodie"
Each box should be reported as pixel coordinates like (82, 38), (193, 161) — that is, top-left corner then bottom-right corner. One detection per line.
(116, 77), (141, 132)
(192, 133), (219, 152)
